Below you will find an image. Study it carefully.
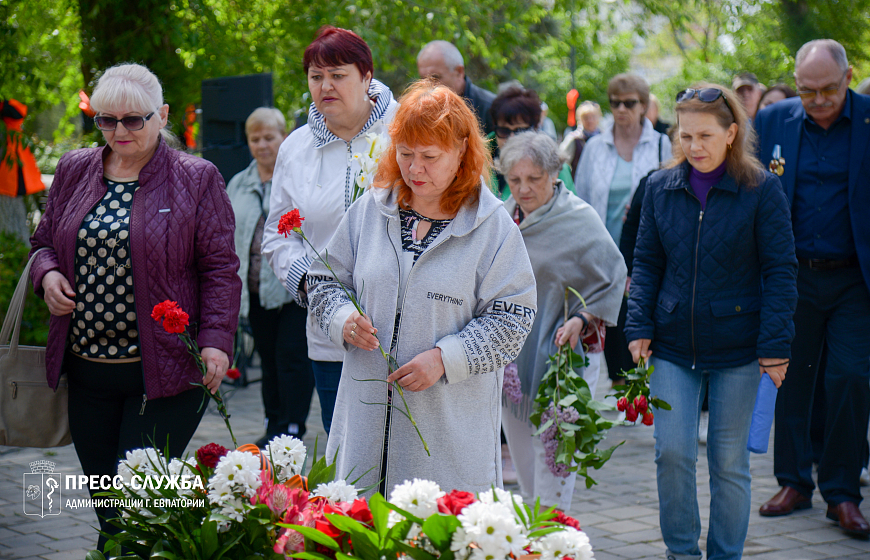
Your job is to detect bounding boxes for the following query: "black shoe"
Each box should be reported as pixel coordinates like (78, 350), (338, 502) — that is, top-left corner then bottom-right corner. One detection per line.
(255, 433), (272, 449)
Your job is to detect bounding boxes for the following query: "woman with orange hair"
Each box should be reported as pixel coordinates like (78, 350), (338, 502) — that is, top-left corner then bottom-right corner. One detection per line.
(308, 80), (537, 494)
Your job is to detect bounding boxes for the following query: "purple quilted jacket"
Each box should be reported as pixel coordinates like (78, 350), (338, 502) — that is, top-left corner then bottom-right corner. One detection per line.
(30, 139), (241, 399)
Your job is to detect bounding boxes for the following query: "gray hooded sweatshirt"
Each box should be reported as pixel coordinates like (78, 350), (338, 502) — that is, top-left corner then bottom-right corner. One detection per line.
(307, 182), (537, 493)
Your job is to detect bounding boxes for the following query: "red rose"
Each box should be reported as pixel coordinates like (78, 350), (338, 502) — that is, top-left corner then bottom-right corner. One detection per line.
(226, 368), (241, 380)
(634, 394), (648, 414)
(151, 300), (178, 321)
(553, 509), (581, 530)
(347, 499), (373, 525)
(616, 397), (628, 412)
(162, 306), (190, 334)
(437, 490), (476, 515)
(625, 404), (638, 423)
(196, 443), (229, 469)
(642, 411), (654, 426)
(278, 209), (305, 237)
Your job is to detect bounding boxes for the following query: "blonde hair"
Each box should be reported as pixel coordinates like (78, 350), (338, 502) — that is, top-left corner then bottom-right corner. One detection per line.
(245, 108), (287, 136)
(576, 100), (602, 121)
(90, 63), (179, 147)
(667, 82), (765, 188)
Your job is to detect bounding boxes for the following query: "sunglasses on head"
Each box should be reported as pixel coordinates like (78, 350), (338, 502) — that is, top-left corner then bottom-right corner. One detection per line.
(495, 125), (534, 139)
(676, 88), (734, 116)
(93, 112), (156, 131)
(609, 98), (640, 109)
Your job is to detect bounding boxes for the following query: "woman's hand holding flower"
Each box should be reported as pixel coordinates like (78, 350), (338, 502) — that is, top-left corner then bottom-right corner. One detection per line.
(42, 270), (76, 316)
(344, 311), (379, 351)
(555, 312), (596, 348)
(629, 338), (653, 364)
(201, 347), (229, 393)
(388, 348), (445, 392)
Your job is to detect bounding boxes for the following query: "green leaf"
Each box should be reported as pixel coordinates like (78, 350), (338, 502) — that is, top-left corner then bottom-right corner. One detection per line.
(285, 524), (340, 551)
(395, 541), (439, 560)
(85, 553), (107, 560)
(421, 513), (461, 551)
(368, 492), (390, 543)
(558, 394), (579, 408)
(201, 520), (218, 559)
(532, 417), (554, 436)
(289, 553), (337, 560)
(651, 397), (672, 411)
(586, 399), (614, 411)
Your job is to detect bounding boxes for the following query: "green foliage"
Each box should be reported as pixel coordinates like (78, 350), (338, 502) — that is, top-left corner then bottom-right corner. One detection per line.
(0, 232), (50, 346)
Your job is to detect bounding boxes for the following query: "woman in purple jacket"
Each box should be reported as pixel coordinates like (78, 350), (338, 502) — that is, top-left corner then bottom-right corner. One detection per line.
(29, 63), (240, 547)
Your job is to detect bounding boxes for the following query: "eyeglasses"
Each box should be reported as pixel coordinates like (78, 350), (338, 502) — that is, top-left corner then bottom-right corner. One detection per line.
(796, 72), (847, 100)
(676, 88), (734, 116)
(609, 98), (640, 109)
(93, 112), (155, 131)
(495, 125), (534, 139)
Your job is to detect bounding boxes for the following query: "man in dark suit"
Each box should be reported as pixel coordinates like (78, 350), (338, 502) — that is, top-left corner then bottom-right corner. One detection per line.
(755, 39), (870, 537)
(417, 40), (496, 136)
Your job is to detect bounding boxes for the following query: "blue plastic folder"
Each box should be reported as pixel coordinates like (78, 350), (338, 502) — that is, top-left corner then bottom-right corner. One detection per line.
(748, 373), (778, 454)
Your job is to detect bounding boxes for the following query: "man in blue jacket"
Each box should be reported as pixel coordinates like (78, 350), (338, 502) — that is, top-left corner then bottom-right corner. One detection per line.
(755, 39), (870, 537)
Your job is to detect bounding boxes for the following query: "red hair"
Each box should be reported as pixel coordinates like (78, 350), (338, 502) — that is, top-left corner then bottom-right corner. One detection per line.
(303, 27), (373, 79)
(375, 80), (492, 215)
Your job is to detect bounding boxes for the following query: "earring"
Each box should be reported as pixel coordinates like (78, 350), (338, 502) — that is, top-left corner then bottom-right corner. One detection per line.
(727, 143), (732, 150)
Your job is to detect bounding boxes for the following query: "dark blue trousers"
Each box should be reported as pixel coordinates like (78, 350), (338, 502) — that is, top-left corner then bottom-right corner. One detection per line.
(773, 263), (870, 505)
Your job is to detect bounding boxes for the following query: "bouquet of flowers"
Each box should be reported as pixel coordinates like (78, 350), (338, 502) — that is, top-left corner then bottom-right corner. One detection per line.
(612, 357), (671, 425)
(285, 479), (595, 560)
(350, 132), (388, 203)
(86, 436), (350, 559)
(529, 288), (622, 488)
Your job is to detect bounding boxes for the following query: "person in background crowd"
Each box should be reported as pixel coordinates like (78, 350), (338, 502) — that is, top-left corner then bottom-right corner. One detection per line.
(539, 102), (558, 141)
(227, 108), (315, 448)
(560, 100), (602, 176)
(29, 63), (241, 549)
(574, 74), (670, 390)
(488, 86), (574, 200)
(755, 39), (870, 538)
(417, 40), (497, 136)
(307, 80), (537, 495)
(856, 77), (870, 95)
(646, 93), (671, 136)
(262, 26), (398, 435)
(500, 131), (625, 509)
(733, 72), (766, 119)
(757, 84), (797, 111)
(627, 82), (797, 560)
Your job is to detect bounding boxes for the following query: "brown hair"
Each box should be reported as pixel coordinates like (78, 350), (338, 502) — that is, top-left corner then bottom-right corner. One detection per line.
(374, 80), (492, 215)
(607, 73), (650, 122)
(666, 82), (765, 188)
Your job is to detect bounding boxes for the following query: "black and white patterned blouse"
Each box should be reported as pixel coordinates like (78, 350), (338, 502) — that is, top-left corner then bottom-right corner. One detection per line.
(69, 178), (140, 359)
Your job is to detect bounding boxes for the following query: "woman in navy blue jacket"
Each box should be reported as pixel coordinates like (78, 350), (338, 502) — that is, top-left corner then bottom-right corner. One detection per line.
(625, 84), (798, 560)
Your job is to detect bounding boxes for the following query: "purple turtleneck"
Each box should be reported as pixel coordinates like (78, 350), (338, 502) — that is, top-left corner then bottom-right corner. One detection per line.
(689, 160), (727, 210)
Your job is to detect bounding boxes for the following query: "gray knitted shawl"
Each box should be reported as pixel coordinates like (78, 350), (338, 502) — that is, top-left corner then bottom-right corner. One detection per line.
(504, 181), (627, 420)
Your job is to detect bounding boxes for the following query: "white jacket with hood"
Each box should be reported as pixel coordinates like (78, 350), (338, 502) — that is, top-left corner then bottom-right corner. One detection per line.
(307, 182), (537, 494)
(263, 79), (398, 362)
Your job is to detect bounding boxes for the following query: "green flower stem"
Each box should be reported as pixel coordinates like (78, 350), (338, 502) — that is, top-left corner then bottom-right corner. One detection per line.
(294, 228), (430, 456)
(179, 332), (238, 448)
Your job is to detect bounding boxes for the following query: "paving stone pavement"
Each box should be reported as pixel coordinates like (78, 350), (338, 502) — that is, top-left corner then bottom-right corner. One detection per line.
(1, 366), (868, 559)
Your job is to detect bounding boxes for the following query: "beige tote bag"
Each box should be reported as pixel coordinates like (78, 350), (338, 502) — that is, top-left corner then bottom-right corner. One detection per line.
(0, 250), (71, 447)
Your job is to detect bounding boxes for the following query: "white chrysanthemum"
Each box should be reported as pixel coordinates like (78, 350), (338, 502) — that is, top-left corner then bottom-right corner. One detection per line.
(450, 501), (527, 559)
(536, 527), (594, 560)
(117, 448), (164, 503)
(207, 450), (262, 506)
(216, 495), (248, 523)
(312, 480), (359, 504)
(477, 487), (523, 507)
(264, 435), (306, 481)
(167, 458), (198, 498)
(389, 478), (445, 519)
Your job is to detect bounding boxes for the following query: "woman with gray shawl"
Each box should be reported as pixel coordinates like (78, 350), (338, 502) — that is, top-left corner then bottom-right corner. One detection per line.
(501, 132), (626, 509)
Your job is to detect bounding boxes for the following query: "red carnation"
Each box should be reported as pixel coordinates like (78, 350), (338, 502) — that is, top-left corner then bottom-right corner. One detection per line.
(161, 306), (190, 334)
(226, 368), (241, 380)
(437, 489), (477, 515)
(553, 509), (581, 530)
(616, 397), (628, 412)
(196, 443), (229, 469)
(278, 209), (305, 237)
(151, 300), (178, 321)
(634, 394), (648, 414)
(642, 411), (655, 426)
(625, 403), (639, 423)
